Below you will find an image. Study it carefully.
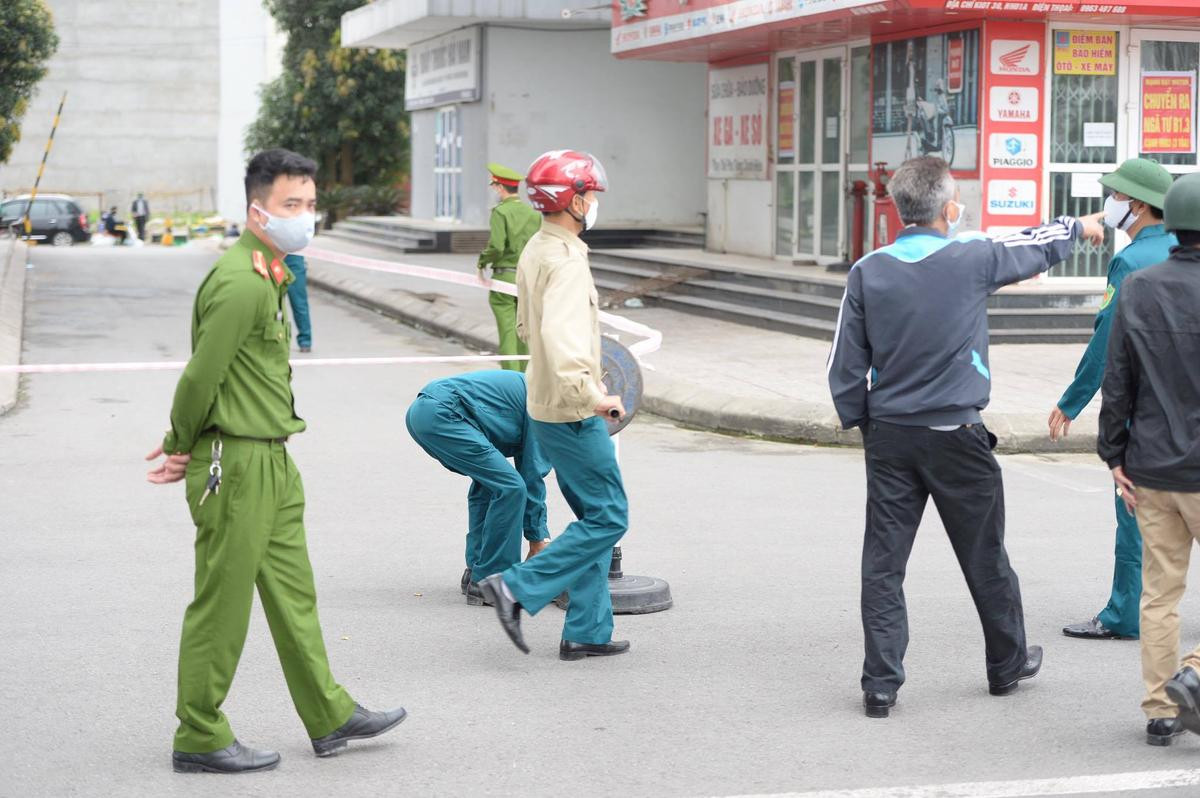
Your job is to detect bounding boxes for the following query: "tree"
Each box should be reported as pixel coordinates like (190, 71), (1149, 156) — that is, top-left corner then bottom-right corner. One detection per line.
(0, 0), (59, 165)
(246, 0), (409, 190)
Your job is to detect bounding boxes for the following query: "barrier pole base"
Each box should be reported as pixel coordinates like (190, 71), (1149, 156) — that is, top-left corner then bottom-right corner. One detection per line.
(552, 546), (673, 615)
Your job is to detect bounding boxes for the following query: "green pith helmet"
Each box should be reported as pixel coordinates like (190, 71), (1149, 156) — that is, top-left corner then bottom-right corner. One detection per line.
(1099, 158), (1174, 209)
(1163, 172), (1200, 233)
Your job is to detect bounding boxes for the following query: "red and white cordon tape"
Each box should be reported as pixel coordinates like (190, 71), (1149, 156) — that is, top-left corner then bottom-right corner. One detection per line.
(0, 245), (661, 375)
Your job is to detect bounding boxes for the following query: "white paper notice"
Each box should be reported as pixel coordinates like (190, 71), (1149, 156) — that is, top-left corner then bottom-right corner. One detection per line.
(1083, 122), (1115, 148)
(1071, 172), (1104, 198)
(825, 116), (839, 139)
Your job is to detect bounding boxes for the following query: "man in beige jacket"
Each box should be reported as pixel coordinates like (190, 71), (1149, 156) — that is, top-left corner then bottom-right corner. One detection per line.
(477, 150), (632, 661)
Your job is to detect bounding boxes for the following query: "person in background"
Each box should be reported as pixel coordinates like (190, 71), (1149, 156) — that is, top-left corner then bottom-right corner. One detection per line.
(478, 163), (541, 371)
(105, 206), (129, 244)
(285, 253), (312, 353)
(132, 192), (151, 242)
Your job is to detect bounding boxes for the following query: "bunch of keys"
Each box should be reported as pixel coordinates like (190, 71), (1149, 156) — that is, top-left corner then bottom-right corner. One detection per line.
(198, 438), (223, 506)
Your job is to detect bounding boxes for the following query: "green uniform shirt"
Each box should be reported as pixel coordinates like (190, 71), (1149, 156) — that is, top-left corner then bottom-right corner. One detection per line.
(478, 196), (541, 271)
(1057, 223), (1177, 419)
(163, 231), (304, 454)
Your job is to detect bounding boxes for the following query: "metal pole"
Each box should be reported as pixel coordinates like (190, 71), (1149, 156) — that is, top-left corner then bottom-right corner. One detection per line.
(21, 92), (67, 246)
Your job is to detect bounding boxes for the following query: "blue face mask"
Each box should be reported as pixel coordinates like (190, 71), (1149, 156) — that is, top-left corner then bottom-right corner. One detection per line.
(946, 201), (965, 235)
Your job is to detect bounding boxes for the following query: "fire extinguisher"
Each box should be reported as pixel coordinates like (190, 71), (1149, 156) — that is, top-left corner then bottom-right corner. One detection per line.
(869, 161), (902, 249)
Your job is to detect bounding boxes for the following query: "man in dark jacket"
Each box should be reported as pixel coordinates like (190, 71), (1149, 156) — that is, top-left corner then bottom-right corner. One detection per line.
(1099, 171), (1200, 747)
(827, 155), (1103, 718)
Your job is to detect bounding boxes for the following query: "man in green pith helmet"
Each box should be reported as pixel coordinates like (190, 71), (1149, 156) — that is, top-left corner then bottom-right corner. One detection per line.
(1051, 157), (1177, 642)
(478, 162), (541, 371)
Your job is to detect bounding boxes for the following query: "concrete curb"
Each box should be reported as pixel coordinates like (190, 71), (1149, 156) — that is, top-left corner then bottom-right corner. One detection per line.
(306, 260), (1097, 455)
(0, 239), (28, 416)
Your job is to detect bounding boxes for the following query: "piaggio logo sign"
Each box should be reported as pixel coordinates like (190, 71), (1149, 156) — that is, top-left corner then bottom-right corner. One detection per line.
(991, 40), (1040, 75)
(988, 133), (1038, 169)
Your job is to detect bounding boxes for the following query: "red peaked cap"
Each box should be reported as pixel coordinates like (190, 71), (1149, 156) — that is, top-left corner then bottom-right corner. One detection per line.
(524, 150), (608, 213)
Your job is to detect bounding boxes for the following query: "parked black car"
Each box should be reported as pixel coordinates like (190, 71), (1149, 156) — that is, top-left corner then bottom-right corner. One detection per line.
(0, 194), (91, 246)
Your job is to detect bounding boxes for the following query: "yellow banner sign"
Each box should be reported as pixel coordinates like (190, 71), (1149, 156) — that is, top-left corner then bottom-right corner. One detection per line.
(1053, 29), (1117, 76)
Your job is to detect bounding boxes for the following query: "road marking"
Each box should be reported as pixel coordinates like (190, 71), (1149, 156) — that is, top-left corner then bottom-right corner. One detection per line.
(712, 768), (1200, 798)
(1003, 459), (1109, 494)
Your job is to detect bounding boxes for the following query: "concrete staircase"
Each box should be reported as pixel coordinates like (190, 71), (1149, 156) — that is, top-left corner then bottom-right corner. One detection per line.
(321, 215), (705, 254)
(589, 251), (1100, 345)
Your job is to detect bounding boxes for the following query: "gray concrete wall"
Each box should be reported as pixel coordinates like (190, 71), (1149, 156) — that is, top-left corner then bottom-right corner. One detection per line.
(0, 0), (220, 217)
(483, 26), (706, 227)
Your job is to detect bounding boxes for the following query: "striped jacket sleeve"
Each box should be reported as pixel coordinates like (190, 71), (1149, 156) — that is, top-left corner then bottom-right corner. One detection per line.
(827, 263), (871, 431)
(984, 216), (1081, 292)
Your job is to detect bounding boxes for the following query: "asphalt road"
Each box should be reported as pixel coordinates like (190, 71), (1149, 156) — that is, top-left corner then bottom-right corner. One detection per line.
(2, 243), (1199, 798)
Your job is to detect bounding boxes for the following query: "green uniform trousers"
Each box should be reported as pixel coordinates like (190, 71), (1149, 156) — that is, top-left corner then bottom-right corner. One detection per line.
(1097, 490), (1142, 637)
(488, 270), (526, 372)
(174, 434), (356, 753)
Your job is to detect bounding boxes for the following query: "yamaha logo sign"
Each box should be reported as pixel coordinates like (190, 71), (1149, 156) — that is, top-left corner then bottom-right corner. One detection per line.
(990, 40), (1040, 75)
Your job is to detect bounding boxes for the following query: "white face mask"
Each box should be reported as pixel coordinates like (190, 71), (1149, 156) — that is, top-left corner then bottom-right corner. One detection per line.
(583, 197), (599, 231)
(945, 201), (965, 234)
(252, 202), (315, 253)
(1103, 195), (1138, 231)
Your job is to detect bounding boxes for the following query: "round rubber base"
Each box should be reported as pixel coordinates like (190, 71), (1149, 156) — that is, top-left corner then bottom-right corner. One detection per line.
(552, 574), (673, 614)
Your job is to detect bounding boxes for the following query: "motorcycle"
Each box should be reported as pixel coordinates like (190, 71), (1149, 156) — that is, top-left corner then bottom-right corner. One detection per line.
(904, 79), (957, 168)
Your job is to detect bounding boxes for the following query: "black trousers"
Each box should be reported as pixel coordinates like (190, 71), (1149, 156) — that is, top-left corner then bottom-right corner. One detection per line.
(861, 421), (1027, 693)
(135, 216), (147, 241)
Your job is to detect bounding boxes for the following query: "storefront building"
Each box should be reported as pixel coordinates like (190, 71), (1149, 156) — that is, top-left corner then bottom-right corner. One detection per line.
(341, 0), (706, 229)
(612, 1), (1200, 276)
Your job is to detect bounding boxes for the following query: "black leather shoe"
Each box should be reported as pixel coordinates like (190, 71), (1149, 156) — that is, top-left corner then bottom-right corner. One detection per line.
(989, 645), (1043, 696)
(1063, 616), (1134, 640)
(465, 581), (493, 606)
(172, 741), (280, 773)
(559, 639), (631, 661)
(460, 568), (471, 596)
(1166, 666), (1200, 735)
(311, 704), (407, 757)
(863, 691), (897, 718)
(1147, 717), (1186, 746)
(476, 574), (529, 654)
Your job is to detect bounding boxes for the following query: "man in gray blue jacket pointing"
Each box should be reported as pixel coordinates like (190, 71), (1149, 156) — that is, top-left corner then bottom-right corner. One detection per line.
(827, 156), (1104, 719)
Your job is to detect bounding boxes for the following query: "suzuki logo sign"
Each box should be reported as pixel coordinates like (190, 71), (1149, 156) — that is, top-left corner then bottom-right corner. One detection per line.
(991, 40), (1040, 75)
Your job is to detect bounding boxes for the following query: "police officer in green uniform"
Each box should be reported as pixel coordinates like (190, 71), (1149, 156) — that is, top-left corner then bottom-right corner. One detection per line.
(146, 149), (406, 774)
(478, 163), (541, 372)
(405, 369), (551, 603)
(1050, 158), (1176, 641)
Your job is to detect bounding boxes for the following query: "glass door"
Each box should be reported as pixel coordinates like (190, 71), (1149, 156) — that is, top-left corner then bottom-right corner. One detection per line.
(434, 106), (463, 221)
(775, 48), (847, 263)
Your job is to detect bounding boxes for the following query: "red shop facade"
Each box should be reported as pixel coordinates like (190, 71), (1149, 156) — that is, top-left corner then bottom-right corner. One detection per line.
(612, 0), (1200, 276)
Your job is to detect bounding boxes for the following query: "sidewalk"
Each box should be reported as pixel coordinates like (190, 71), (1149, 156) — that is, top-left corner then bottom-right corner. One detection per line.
(303, 237), (1102, 454)
(0, 239), (28, 415)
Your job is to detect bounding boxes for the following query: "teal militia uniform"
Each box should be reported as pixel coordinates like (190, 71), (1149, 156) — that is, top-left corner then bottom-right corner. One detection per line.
(285, 253), (312, 350)
(163, 231), (356, 753)
(479, 165), (541, 372)
(405, 370), (550, 582)
(1058, 224), (1176, 637)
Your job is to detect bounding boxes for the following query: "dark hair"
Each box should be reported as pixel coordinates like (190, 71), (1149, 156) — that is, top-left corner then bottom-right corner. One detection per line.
(497, 183), (519, 195)
(1145, 204), (1164, 220)
(1176, 229), (1200, 247)
(244, 148), (317, 205)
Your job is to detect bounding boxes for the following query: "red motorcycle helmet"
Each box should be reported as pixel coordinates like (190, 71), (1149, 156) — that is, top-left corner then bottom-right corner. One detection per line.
(524, 150), (608, 213)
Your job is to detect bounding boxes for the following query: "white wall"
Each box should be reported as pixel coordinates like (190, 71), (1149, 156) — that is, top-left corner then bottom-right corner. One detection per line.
(706, 179), (773, 257)
(477, 26), (707, 227)
(217, 0), (284, 222)
(0, 0), (220, 216)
